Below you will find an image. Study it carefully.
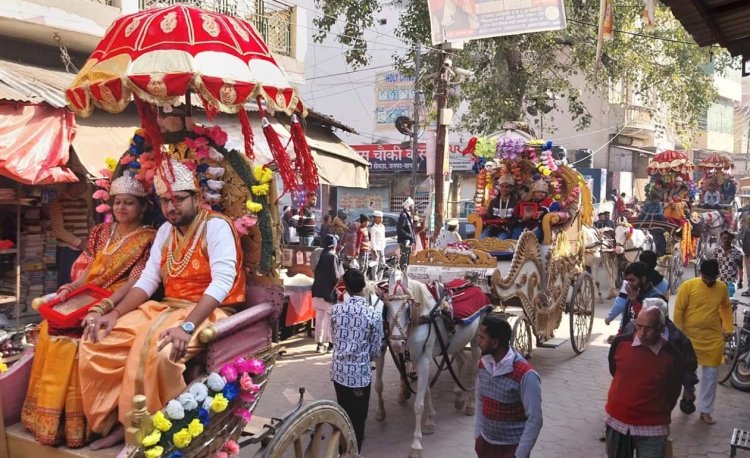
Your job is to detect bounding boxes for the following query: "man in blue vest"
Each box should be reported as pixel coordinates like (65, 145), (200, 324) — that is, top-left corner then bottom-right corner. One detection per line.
(474, 315), (543, 458)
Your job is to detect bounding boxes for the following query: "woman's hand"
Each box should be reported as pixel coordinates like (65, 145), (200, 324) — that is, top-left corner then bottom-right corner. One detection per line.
(82, 311), (119, 343)
(56, 285), (74, 301)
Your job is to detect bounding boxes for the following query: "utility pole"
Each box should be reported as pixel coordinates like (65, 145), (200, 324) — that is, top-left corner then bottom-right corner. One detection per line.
(411, 41), (421, 196)
(433, 45), (451, 234)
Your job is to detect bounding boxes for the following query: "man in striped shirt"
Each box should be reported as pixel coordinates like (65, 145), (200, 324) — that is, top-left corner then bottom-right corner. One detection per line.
(49, 179), (91, 285)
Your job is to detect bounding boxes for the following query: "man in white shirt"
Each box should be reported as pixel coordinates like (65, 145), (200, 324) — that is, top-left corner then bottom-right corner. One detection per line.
(369, 210), (387, 280)
(79, 158), (245, 449)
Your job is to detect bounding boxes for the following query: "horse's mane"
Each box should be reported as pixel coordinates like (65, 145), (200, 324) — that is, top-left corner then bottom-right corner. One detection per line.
(407, 280), (436, 317)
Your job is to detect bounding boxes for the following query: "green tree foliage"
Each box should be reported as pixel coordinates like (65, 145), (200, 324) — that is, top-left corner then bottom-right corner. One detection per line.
(313, 0), (736, 140)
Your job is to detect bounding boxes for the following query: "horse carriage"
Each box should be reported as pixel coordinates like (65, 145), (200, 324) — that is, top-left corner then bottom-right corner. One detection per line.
(404, 128), (597, 361)
(0, 5), (360, 458)
(692, 153), (737, 274)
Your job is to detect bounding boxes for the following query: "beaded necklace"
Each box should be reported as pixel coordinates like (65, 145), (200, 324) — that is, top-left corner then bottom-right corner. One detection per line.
(166, 210), (208, 278)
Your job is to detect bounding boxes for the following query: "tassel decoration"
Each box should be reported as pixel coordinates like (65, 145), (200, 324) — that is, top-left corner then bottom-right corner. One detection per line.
(200, 95), (219, 122)
(238, 109), (255, 160)
(133, 96), (170, 194)
(462, 137), (478, 156)
(290, 113), (319, 191)
(257, 98), (296, 194)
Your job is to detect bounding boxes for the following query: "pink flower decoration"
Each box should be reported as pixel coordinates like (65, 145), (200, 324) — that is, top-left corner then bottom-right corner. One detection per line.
(140, 153), (152, 161)
(220, 365), (238, 383)
(194, 149), (210, 160)
(141, 160), (155, 171)
(224, 439), (240, 456)
(193, 125), (209, 136)
(96, 204), (111, 214)
(186, 136), (209, 151)
(120, 155), (134, 165)
(182, 160), (197, 172)
(92, 190), (110, 200)
(215, 452), (228, 458)
(240, 390), (257, 403)
(104, 213), (113, 224)
(246, 359), (265, 376)
(234, 407), (252, 422)
(238, 372), (254, 391)
(209, 126), (228, 146)
(233, 219), (249, 236)
(99, 169), (113, 179)
(95, 179), (110, 189)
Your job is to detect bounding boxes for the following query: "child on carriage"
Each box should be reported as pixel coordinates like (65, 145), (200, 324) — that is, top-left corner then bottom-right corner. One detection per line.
(515, 179), (560, 240)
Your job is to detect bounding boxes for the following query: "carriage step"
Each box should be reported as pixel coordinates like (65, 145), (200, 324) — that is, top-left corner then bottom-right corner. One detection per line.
(537, 338), (568, 348)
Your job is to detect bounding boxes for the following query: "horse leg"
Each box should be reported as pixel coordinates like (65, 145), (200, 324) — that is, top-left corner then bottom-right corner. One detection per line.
(463, 336), (481, 416)
(398, 358), (411, 404)
(452, 348), (467, 411)
(423, 385), (437, 435)
(374, 353), (386, 421)
(409, 355), (431, 458)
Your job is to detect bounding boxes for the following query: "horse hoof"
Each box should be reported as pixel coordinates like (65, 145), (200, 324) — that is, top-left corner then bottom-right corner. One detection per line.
(376, 411), (386, 421)
(454, 398), (466, 411)
(423, 423), (436, 435)
(409, 448), (423, 458)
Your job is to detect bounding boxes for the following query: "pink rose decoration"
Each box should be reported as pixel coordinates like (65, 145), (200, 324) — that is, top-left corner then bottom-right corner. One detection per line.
(92, 190), (110, 200)
(95, 179), (110, 189)
(215, 452), (228, 458)
(247, 359), (265, 376)
(238, 372), (254, 391)
(96, 204), (111, 214)
(209, 126), (228, 146)
(224, 439), (240, 456)
(234, 407), (252, 422)
(219, 364), (238, 383)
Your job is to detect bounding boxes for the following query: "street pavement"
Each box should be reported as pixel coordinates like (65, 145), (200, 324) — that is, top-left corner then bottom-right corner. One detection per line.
(248, 273), (750, 458)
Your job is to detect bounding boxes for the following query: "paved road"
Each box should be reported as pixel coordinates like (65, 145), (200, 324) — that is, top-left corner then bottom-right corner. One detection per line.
(248, 279), (750, 458)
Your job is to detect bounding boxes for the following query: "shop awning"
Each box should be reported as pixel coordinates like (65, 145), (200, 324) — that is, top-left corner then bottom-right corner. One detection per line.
(71, 113), (140, 177)
(0, 103), (77, 184)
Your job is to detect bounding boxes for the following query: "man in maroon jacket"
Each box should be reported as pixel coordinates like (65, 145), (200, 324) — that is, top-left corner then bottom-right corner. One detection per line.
(605, 306), (686, 458)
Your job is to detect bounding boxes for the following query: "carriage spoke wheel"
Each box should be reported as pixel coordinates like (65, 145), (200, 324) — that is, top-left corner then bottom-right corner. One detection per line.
(569, 271), (595, 355)
(261, 400), (357, 458)
(511, 315), (533, 359)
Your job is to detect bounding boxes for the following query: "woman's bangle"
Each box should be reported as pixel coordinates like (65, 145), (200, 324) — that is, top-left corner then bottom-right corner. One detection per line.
(57, 284), (74, 293)
(89, 306), (105, 315)
(99, 298), (115, 314)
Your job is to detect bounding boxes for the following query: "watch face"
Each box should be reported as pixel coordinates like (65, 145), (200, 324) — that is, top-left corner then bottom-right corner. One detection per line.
(182, 322), (196, 333)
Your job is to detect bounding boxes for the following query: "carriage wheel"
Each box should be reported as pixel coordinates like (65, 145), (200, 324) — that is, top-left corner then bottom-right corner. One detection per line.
(569, 271), (595, 355)
(669, 250), (683, 295)
(261, 400), (357, 458)
(511, 315), (533, 359)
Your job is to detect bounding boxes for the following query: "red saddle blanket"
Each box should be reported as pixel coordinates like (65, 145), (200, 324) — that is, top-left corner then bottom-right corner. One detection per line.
(440, 279), (490, 321)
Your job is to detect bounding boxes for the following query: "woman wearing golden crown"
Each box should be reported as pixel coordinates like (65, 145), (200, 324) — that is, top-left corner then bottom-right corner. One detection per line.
(78, 158), (246, 449)
(21, 175), (157, 448)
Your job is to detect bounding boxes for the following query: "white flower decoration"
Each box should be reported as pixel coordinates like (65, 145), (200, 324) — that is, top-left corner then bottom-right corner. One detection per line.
(207, 372), (226, 392)
(189, 383), (209, 402)
(178, 392), (198, 411)
(165, 399), (185, 420)
(203, 396), (214, 411)
(208, 147), (224, 162)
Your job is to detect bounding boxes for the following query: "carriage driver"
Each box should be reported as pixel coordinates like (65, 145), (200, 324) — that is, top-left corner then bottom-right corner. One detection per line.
(78, 158), (246, 449)
(481, 174), (520, 240)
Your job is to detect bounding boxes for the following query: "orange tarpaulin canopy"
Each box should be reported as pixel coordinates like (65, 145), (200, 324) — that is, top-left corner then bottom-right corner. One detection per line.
(0, 103), (78, 185)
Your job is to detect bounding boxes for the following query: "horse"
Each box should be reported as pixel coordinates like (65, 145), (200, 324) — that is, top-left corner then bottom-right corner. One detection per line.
(582, 224), (618, 302)
(691, 210), (725, 265)
(384, 269), (492, 458)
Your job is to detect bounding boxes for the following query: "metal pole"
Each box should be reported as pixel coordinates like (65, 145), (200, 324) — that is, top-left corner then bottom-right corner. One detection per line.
(411, 41), (421, 196)
(434, 46), (449, 234)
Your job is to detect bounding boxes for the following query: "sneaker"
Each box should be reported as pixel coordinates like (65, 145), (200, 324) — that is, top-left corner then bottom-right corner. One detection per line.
(326, 343), (333, 353)
(315, 343), (325, 353)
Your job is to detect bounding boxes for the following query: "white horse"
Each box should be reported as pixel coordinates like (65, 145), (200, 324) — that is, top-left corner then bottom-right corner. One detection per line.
(582, 224), (618, 302)
(384, 269), (492, 458)
(614, 220), (653, 263)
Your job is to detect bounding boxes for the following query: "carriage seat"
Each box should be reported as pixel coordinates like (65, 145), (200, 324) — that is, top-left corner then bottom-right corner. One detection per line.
(541, 211), (572, 245)
(432, 279), (491, 324)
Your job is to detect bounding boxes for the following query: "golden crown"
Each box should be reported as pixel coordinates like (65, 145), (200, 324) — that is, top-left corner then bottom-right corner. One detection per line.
(110, 174), (147, 197)
(154, 158), (197, 195)
(531, 180), (549, 193)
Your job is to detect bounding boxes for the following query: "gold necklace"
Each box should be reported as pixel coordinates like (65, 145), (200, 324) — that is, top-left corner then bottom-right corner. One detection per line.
(166, 212), (207, 277)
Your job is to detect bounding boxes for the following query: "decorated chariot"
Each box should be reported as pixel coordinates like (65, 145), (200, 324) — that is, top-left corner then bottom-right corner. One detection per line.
(0, 5), (358, 458)
(406, 125), (596, 358)
(692, 152), (737, 273)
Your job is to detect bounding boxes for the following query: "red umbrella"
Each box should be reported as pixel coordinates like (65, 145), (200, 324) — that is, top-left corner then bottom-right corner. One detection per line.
(65, 4), (315, 191)
(698, 153), (733, 172)
(647, 150), (694, 175)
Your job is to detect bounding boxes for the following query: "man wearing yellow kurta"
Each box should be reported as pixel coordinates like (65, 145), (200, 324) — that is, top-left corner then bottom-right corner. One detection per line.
(78, 158), (246, 449)
(673, 259), (733, 426)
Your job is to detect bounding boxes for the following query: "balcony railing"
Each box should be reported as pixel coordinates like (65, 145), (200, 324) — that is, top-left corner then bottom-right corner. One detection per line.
(139, 0), (293, 56)
(624, 105), (656, 130)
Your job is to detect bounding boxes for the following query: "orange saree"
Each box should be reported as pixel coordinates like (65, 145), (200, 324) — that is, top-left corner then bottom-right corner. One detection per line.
(21, 223), (155, 448)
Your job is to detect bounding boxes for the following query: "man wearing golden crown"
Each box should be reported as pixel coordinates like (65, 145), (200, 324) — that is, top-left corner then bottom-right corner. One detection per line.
(78, 158), (246, 449)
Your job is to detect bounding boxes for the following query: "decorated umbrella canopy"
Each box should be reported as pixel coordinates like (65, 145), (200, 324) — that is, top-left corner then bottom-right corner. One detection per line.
(64, 4), (316, 192)
(646, 150), (695, 175)
(698, 153), (733, 172)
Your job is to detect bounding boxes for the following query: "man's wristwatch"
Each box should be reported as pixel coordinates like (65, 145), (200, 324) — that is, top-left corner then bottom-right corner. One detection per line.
(181, 321), (196, 335)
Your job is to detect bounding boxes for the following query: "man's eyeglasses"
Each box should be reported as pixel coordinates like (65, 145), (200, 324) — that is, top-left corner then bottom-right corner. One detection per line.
(159, 194), (193, 207)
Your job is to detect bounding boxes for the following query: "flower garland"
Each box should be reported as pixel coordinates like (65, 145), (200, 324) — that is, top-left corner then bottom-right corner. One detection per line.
(141, 356), (266, 458)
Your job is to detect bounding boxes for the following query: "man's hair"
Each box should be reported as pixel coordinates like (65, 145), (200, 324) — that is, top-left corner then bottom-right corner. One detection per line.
(624, 261), (650, 279)
(306, 191), (316, 197)
(640, 304), (666, 328)
(642, 298), (668, 321)
(639, 251), (658, 269)
(343, 269), (366, 294)
(481, 314), (512, 348)
(700, 259), (720, 277)
(359, 214), (369, 224)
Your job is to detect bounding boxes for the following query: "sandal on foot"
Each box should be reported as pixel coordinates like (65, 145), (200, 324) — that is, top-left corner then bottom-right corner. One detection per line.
(700, 413), (716, 424)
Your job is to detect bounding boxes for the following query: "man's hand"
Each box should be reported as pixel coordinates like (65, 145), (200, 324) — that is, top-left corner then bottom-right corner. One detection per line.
(82, 311), (118, 343)
(158, 327), (191, 362)
(723, 330), (734, 341)
(625, 283), (639, 302)
(76, 238), (87, 251)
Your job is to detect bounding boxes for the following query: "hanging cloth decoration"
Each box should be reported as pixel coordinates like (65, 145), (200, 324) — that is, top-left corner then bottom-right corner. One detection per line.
(257, 98), (296, 194)
(462, 137), (478, 156)
(289, 114), (318, 191)
(133, 96), (164, 166)
(238, 108), (255, 160)
(642, 0), (655, 29)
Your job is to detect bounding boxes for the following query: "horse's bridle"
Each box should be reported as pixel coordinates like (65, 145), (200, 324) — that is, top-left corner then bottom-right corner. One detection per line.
(386, 278), (416, 344)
